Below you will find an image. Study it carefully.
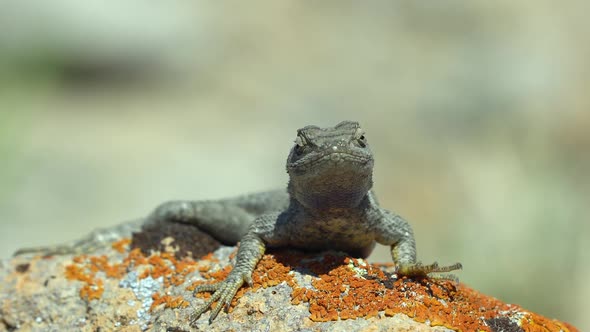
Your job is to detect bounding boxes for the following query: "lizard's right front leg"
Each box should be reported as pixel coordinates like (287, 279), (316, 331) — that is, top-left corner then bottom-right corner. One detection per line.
(189, 231), (266, 325)
(188, 211), (286, 325)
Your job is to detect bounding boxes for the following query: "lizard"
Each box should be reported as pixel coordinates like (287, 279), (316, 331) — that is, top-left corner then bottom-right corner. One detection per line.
(145, 120), (462, 324)
(14, 120), (462, 325)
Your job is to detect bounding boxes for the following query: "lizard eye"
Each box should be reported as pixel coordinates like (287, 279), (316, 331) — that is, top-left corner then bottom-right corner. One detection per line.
(358, 137), (367, 147)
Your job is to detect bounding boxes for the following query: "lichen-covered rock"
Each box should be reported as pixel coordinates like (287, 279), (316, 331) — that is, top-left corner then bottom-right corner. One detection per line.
(0, 221), (579, 332)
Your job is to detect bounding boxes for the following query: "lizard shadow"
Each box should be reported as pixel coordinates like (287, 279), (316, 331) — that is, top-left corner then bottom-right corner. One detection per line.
(269, 248), (356, 278)
(267, 248), (458, 300)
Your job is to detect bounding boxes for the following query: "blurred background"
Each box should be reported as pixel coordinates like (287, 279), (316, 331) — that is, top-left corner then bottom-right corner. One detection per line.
(0, 1), (588, 329)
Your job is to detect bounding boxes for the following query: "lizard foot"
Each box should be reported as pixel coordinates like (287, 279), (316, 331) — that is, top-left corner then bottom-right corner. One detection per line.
(396, 261), (462, 282)
(189, 272), (250, 325)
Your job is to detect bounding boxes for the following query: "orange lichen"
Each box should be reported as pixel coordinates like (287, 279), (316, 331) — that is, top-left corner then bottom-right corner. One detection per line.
(79, 278), (104, 301)
(151, 293), (190, 311)
(72, 254), (88, 264)
(139, 253), (197, 288)
(65, 238), (197, 302)
(185, 251), (578, 331)
(123, 248), (149, 266)
(287, 255), (578, 332)
(62, 240), (577, 332)
(519, 312), (579, 332)
(199, 252), (219, 262)
(186, 252), (297, 311)
(112, 238), (132, 253)
(291, 256), (392, 322)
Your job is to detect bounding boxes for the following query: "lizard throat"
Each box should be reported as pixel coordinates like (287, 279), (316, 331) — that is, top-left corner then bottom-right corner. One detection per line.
(287, 159), (374, 210)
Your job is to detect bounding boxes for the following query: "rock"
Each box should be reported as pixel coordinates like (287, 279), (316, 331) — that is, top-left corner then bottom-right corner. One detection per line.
(0, 220), (579, 332)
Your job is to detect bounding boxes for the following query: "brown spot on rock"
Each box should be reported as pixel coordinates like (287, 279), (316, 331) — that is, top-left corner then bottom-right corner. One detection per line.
(15, 263), (30, 273)
(131, 221), (221, 259)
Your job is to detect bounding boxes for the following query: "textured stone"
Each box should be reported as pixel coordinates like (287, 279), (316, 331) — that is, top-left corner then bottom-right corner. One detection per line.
(0, 221), (579, 332)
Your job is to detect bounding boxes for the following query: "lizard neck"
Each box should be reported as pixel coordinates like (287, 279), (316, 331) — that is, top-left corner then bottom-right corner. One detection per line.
(287, 172), (373, 211)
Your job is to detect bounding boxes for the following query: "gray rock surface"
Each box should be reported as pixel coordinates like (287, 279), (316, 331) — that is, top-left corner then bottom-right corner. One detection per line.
(0, 222), (452, 332)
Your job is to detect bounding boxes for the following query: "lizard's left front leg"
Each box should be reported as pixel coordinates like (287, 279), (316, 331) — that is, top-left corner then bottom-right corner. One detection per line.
(373, 208), (462, 280)
(190, 211), (285, 325)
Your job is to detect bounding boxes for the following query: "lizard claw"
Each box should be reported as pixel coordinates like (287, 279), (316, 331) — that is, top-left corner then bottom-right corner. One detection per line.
(189, 274), (246, 325)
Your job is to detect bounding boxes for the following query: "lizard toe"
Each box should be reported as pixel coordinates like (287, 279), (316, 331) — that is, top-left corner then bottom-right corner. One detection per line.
(189, 274), (246, 325)
(208, 276), (244, 322)
(192, 283), (220, 294)
(190, 289), (222, 326)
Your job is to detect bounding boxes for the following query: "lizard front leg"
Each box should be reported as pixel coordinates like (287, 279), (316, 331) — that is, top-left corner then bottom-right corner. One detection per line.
(190, 231), (265, 324)
(373, 208), (462, 280)
(189, 211), (285, 325)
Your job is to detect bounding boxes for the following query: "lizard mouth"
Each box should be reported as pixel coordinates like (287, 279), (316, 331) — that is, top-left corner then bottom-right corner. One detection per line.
(287, 150), (373, 173)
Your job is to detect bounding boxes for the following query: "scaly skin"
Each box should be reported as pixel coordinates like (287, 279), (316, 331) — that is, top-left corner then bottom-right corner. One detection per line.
(14, 121), (462, 325)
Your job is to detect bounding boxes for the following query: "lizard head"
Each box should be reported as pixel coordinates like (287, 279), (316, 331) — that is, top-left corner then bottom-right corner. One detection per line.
(286, 121), (374, 210)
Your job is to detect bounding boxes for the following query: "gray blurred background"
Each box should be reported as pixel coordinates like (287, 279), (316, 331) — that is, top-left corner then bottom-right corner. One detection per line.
(0, 1), (588, 329)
